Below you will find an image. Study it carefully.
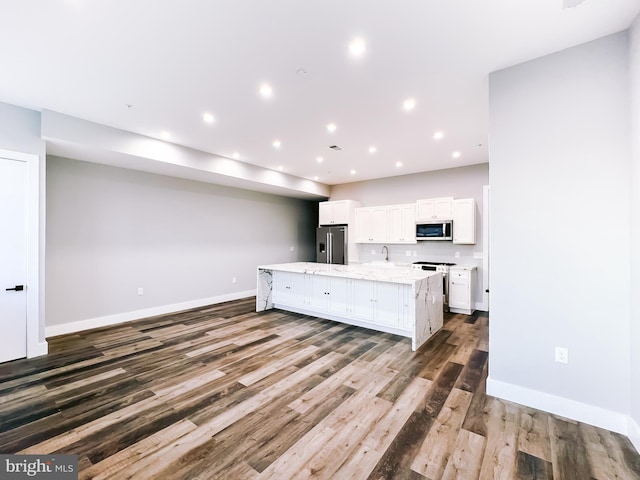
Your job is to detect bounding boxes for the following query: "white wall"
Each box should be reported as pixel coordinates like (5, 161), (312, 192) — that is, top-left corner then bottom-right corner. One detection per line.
(0, 102), (47, 352)
(46, 156), (317, 332)
(489, 32), (632, 433)
(330, 163), (489, 308)
(629, 13), (640, 451)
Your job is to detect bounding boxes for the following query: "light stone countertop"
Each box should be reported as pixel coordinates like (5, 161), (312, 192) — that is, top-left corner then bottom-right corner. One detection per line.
(257, 261), (440, 285)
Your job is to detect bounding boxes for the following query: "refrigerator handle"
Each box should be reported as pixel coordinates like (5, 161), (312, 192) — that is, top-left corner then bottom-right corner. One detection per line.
(328, 232), (333, 264)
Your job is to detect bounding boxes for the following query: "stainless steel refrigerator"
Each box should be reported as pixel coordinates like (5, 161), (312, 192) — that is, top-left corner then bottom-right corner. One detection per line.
(316, 226), (348, 264)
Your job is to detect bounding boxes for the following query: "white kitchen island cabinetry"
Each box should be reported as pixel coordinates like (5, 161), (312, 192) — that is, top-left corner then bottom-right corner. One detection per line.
(272, 270), (306, 307)
(257, 262), (443, 351)
(449, 265), (477, 315)
(350, 279), (406, 327)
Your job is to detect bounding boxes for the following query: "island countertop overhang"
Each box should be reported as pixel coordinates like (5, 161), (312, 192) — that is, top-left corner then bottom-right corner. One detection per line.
(257, 262), (440, 285)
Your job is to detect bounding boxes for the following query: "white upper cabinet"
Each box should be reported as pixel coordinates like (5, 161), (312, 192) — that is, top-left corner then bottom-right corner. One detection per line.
(355, 206), (389, 243)
(318, 200), (360, 225)
(416, 197), (453, 220)
(452, 198), (476, 244)
(388, 204), (417, 244)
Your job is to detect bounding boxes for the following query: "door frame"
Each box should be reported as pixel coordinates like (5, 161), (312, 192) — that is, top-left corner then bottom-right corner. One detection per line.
(483, 184), (490, 311)
(0, 149), (46, 358)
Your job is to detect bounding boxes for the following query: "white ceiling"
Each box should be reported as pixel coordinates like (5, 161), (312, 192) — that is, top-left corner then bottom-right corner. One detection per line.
(1, 0), (639, 186)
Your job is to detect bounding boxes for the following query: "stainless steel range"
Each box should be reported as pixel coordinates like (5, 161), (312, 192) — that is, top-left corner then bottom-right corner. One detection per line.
(411, 261), (456, 311)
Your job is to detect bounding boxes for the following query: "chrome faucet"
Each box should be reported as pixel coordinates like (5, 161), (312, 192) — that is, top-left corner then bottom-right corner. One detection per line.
(381, 245), (389, 262)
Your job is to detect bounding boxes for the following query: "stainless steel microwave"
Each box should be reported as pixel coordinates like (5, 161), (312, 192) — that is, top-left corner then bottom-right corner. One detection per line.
(416, 220), (453, 241)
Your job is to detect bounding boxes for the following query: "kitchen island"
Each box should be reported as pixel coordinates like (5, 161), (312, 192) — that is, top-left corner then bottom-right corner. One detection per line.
(256, 262), (443, 351)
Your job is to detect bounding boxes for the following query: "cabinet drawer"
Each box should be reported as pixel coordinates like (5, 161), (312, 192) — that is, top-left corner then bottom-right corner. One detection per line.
(450, 270), (470, 280)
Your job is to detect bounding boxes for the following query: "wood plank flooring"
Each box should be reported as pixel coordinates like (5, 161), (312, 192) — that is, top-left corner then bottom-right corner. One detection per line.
(1, 297), (639, 479)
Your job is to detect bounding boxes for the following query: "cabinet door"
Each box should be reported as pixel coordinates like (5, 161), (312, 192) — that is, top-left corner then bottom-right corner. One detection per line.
(350, 279), (376, 321)
(331, 201), (350, 224)
(307, 275), (330, 311)
(400, 285), (414, 329)
(273, 271), (305, 307)
(328, 277), (350, 315)
(370, 207), (389, 242)
(416, 199), (435, 220)
(355, 207), (388, 243)
(448, 270), (470, 309)
(452, 198), (476, 244)
(375, 282), (401, 327)
(434, 197), (453, 219)
(354, 208), (372, 243)
(389, 204), (416, 243)
(389, 206), (403, 242)
(417, 197), (453, 220)
(319, 202), (333, 225)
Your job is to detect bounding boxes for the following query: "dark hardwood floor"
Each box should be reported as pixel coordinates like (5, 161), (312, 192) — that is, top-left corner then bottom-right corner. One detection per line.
(1, 297), (638, 479)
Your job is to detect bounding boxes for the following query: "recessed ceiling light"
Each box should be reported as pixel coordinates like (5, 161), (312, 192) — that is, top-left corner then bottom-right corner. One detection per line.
(433, 131), (444, 140)
(368, 146), (377, 153)
(395, 161), (403, 167)
(403, 98), (416, 111)
(272, 140), (281, 149)
(314, 176), (319, 181)
(277, 166), (284, 171)
(452, 151), (461, 158)
(202, 112), (215, 124)
(232, 152), (240, 159)
(259, 83), (273, 98)
(350, 169), (356, 175)
(160, 130), (171, 140)
(327, 123), (337, 133)
(349, 37), (366, 57)
(316, 156), (323, 163)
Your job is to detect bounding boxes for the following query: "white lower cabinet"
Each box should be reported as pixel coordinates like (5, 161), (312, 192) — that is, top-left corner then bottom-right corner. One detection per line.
(448, 266), (476, 315)
(308, 275), (349, 315)
(272, 271), (306, 307)
(374, 282), (404, 327)
(349, 279), (404, 328)
(350, 279), (376, 321)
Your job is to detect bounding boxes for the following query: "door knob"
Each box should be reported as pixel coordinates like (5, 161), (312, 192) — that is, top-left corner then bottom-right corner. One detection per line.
(5, 285), (24, 291)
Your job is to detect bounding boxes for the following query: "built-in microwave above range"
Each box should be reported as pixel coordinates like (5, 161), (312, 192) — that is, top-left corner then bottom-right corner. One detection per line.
(416, 220), (453, 241)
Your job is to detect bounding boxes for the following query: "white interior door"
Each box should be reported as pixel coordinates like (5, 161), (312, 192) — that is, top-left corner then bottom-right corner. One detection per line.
(0, 157), (28, 363)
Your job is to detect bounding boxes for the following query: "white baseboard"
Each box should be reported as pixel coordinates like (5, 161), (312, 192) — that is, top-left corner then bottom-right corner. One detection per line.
(45, 290), (256, 338)
(629, 416), (640, 454)
(486, 377), (629, 435)
(27, 340), (48, 358)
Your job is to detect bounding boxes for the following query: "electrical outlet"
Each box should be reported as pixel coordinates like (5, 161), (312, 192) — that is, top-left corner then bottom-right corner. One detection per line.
(290, 246), (295, 252)
(473, 252), (483, 259)
(555, 347), (569, 364)
(412, 251), (417, 256)
(405, 250), (411, 256)
(371, 249), (376, 255)
(232, 277), (237, 284)
(455, 252), (460, 258)
(137, 287), (144, 296)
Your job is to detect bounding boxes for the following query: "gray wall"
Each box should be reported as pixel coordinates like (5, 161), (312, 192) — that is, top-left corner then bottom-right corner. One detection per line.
(46, 156), (317, 327)
(489, 32), (631, 417)
(330, 163), (489, 306)
(630, 13), (640, 446)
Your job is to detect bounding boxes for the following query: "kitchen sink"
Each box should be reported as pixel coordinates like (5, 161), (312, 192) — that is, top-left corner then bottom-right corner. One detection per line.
(363, 261), (397, 268)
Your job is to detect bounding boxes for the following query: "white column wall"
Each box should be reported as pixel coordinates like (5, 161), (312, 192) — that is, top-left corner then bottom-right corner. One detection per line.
(488, 32), (632, 433)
